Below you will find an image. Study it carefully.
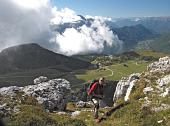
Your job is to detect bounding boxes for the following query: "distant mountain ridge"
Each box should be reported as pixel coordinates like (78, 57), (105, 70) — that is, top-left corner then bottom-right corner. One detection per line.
(0, 43), (91, 74)
(112, 16), (170, 34)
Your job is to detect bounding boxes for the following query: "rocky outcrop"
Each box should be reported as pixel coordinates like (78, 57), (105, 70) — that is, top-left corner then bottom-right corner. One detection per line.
(156, 74), (170, 87)
(0, 76), (71, 111)
(113, 73), (140, 102)
(147, 56), (170, 73)
(156, 74), (170, 97)
(33, 76), (48, 85)
(0, 86), (22, 96)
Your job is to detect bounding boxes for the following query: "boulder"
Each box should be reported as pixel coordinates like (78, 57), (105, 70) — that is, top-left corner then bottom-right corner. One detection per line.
(113, 73), (140, 102)
(23, 78), (71, 111)
(0, 77), (71, 111)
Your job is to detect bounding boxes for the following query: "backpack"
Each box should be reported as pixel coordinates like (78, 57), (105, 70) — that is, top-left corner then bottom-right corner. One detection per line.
(87, 79), (98, 95)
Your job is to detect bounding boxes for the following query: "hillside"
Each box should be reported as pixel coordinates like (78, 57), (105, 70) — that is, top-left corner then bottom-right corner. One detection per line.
(150, 33), (170, 53)
(0, 43), (91, 74)
(135, 33), (170, 54)
(111, 24), (158, 50)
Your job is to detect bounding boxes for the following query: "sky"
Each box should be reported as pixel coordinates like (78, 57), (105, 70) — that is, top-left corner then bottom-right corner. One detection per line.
(52, 0), (170, 18)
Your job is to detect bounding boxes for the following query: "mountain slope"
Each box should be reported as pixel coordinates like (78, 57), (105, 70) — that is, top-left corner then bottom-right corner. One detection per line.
(0, 43), (91, 74)
(111, 24), (157, 50)
(150, 33), (170, 53)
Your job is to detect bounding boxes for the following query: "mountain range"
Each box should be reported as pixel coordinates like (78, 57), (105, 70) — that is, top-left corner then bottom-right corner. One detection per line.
(111, 16), (170, 34)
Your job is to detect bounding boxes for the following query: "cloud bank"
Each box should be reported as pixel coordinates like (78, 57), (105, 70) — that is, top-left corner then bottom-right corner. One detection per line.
(0, 0), (122, 55)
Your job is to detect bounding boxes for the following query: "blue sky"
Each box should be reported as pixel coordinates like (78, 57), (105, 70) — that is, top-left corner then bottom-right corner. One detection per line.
(52, 0), (170, 18)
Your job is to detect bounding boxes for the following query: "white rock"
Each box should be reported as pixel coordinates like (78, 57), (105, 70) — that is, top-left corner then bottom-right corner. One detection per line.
(143, 87), (154, 94)
(147, 56), (170, 73)
(33, 76), (48, 84)
(71, 111), (81, 117)
(142, 97), (151, 107)
(157, 74), (170, 87)
(124, 79), (136, 102)
(157, 120), (163, 123)
(113, 73), (140, 102)
(76, 101), (86, 108)
(23, 78), (71, 111)
(0, 86), (21, 96)
(0, 76), (71, 111)
(160, 88), (170, 97)
(152, 103), (170, 112)
(57, 111), (67, 115)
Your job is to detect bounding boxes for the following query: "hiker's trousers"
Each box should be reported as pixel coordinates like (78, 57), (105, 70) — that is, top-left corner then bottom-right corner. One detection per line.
(91, 98), (99, 119)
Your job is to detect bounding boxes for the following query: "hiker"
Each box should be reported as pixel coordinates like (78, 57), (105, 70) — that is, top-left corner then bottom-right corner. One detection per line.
(88, 77), (105, 121)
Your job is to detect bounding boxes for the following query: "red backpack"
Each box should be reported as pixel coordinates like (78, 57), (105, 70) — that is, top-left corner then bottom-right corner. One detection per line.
(87, 79), (98, 95)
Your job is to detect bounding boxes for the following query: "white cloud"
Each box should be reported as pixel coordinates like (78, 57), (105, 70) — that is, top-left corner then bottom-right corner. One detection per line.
(11, 0), (50, 9)
(51, 7), (81, 25)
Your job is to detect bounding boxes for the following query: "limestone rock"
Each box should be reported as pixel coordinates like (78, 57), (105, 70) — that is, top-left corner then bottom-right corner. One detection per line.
(0, 77), (71, 111)
(143, 87), (154, 94)
(0, 86), (22, 96)
(147, 56), (170, 73)
(23, 78), (71, 111)
(160, 88), (170, 97)
(113, 73), (140, 102)
(34, 76), (48, 85)
(76, 101), (86, 108)
(156, 74), (170, 87)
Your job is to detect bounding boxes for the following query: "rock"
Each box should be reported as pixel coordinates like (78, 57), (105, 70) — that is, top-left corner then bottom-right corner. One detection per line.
(157, 120), (163, 123)
(0, 77), (71, 111)
(57, 111), (67, 115)
(76, 101), (93, 108)
(143, 87), (154, 94)
(160, 88), (170, 97)
(147, 56), (170, 73)
(13, 106), (20, 113)
(141, 97), (151, 108)
(156, 74), (170, 87)
(34, 76), (48, 85)
(71, 111), (81, 117)
(99, 100), (107, 108)
(113, 73), (140, 102)
(0, 86), (22, 96)
(152, 103), (170, 112)
(76, 101), (86, 108)
(23, 78), (71, 111)
(124, 79), (136, 102)
(0, 103), (12, 117)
